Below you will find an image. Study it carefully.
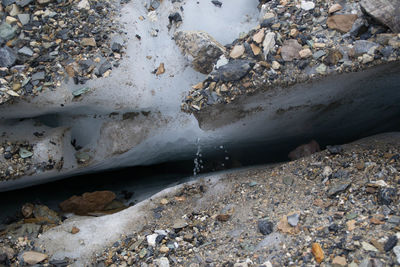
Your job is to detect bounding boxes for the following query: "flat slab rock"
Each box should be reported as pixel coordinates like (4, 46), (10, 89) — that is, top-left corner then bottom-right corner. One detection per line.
(360, 0), (400, 33)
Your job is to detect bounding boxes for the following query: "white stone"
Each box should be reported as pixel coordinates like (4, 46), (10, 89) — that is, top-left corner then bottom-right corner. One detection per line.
(394, 246), (400, 264)
(263, 261), (272, 267)
(77, 0), (90, 10)
(263, 32), (275, 59)
(301, 1), (315, 11)
(361, 241), (378, 252)
(230, 44), (245, 59)
(146, 234), (158, 247)
(154, 257), (170, 267)
(362, 54), (374, 64)
(271, 61), (280, 70)
(215, 55), (228, 69)
(322, 166), (332, 177)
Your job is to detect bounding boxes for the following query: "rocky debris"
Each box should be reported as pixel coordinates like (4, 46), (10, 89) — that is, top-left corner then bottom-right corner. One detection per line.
(181, 0), (400, 113)
(211, 59), (254, 82)
(59, 190), (116, 215)
(22, 251), (48, 265)
(0, 0), (127, 105)
(288, 140), (320, 160)
(174, 31), (225, 74)
(360, 0), (400, 33)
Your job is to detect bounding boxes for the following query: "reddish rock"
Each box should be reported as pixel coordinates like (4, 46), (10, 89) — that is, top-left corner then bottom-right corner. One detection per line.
(288, 140), (320, 160)
(327, 14), (358, 33)
(59, 191), (116, 215)
(312, 243), (324, 263)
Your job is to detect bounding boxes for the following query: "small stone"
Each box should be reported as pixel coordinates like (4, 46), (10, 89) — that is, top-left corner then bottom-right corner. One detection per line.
(329, 3), (342, 14)
(332, 256), (347, 266)
(312, 243), (324, 264)
(360, 0), (400, 33)
(160, 198), (168, 205)
(216, 214), (231, 222)
(211, 0), (222, 7)
(6, 16), (18, 24)
(271, 60), (280, 70)
(159, 245), (169, 253)
(250, 43), (261, 56)
(378, 187), (397, 205)
(19, 148), (33, 158)
(212, 59), (253, 82)
(139, 248), (147, 258)
(37, 0), (51, 4)
(17, 14), (30, 25)
(328, 181), (351, 197)
(361, 54), (373, 64)
(253, 29), (265, 44)
(230, 45), (245, 59)
(362, 241), (378, 252)
(326, 145), (343, 154)
(77, 0), (90, 9)
(281, 39), (302, 61)
(314, 43), (326, 49)
(154, 257), (170, 267)
(0, 22), (16, 41)
(21, 203), (34, 218)
(263, 32), (275, 58)
(59, 191), (116, 215)
(258, 220), (273, 235)
(183, 233), (194, 242)
(300, 1), (315, 11)
(81, 37), (96, 47)
(322, 166), (332, 177)
(327, 14), (358, 33)
(313, 50), (326, 60)
(147, 233), (158, 247)
(346, 220), (356, 231)
(18, 46), (34, 57)
(299, 48), (312, 58)
(156, 63), (165, 75)
(72, 87), (90, 97)
(393, 246), (400, 264)
(71, 226), (80, 234)
(22, 251), (48, 265)
(324, 50), (343, 66)
(31, 71), (45, 81)
(290, 28), (299, 37)
(111, 42), (122, 53)
(316, 63), (327, 75)
(384, 236), (398, 252)
(287, 213), (300, 227)
(388, 215), (400, 224)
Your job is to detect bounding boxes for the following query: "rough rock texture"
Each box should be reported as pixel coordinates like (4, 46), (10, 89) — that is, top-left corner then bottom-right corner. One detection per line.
(360, 0), (400, 33)
(174, 31), (226, 74)
(326, 14), (358, 33)
(59, 191), (116, 215)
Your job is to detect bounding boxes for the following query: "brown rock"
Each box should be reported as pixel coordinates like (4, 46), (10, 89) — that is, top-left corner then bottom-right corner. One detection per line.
(280, 39), (302, 61)
(311, 243), (324, 263)
(328, 3), (342, 14)
(250, 43), (261, 56)
(156, 63), (165, 75)
(327, 14), (358, 33)
(71, 226), (80, 234)
(81, 37), (96, 47)
(21, 203), (34, 218)
(346, 219), (356, 231)
(230, 44), (245, 59)
(360, 0), (400, 33)
(59, 191), (116, 215)
(332, 256), (347, 266)
(277, 214), (301, 235)
(324, 50), (343, 65)
(288, 140), (320, 160)
(216, 214), (231, 222)
(299, 48), (312, 58)
(22, 251), (48, 265)
(252, 29), (265, 44)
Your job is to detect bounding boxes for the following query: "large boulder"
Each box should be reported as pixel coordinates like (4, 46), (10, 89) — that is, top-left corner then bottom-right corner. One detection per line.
(360, 0), (400, 33)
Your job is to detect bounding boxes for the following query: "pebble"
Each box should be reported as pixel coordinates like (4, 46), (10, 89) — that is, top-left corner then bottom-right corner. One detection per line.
(287, 213), (299, 227)
(212, 60), (253, 82)
(230, 45), (245, 59)
(327, 14), (358, 33)
(22, 251), (48, 265)
(280, 39), (302, 61)
(18, 47), (34, 57)
(328, 181), (351, 197)
(312, 243), (324, 263)
(154, 257), (170, 267)
(299, 48), (312, 58)
(332, 256), (347, 266)
(300, 1), (315, 11)
(384, 235), (398, 252)
(315, 63), (327, 75)
(258, 220), (273, 235)
(0, 46), (17, 67)
(362, 241), (378, 252)
(329, 3), (342, 14)
(253, 30), (265, 44)
(394, 246), (400, 264)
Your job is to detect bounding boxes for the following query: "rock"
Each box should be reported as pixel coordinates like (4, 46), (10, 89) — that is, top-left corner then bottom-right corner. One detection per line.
(15, 0), (33, 7)
(37, 0), (51, 4)
(384, 235), (398, 252)
(388, 215), (400, 225)
(159, 245), (169, 253)
(311, 243), (324, 263)
(17, 14), (30, 25)
(280, 39), (302, 61)
(287, 213), (299, 227)
(0, 246), (14, 261)
(97, 61), (111, 76)
(262, 32), (275, 59)
(168, 12), (182, 24)
(324, 50), (343, 66)
(31, 71), (45, 81)
(21, 203), (34, 218)
(360, 0), (400, 33)
(362, 241), (378, 252)
(346, 220), (356, 231)
(233, 262), (248, 267)
(329, 3), (342, 14)
(0, 46), (17, 67)
(258, 220), (273, 235)
(322, 166), (332, 177)
(71, 226), (80, 234)
(378, 187), (397, 205)
(394, 246), (400, 264)
(288, 140), (320, 160)
(328, 181), (351, 197)
(77, 0), (90, 9)
(156, 63), (165, 75)
(300, 1), (315, 11)
(299, 48), (312, 58)
(326, 145), (343, 154)
(211, 0), (222, 7)
(253, 29), (265, 44)
(212, 59), (254, 82)
(81, 37), (96, 47)
(271, 60), (280, 70)
(33, 205), (60, 223)
(327, 14), (358, 33)
(354, 40), (378, 56)
(72, 87), (90, 97)
(111, 42), (122, 53)
(332, 256), (347, 266)
(174, 31), (225, 74)
(316, 63), (327, 74)
(362, 54), (374, 64)
(22, 251), (48, 265)
(147, 233), (158, 247)
(230, 45), (245, 59)
(0, 22), (16, 41)
(250, 43), (261, 56)
(59, 191), (116, 215)
(216, 214), (231, 222)
(313, 50), (326, 60)
(18, 46), (34, 57)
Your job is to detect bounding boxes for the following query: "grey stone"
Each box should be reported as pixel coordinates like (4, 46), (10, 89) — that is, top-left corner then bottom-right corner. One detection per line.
(258, 219), (273, 235)
(354, 40), (378, 56)
(0, 22), (17, 41)
(313, 50), (326, 59)
(394, 246), (400, 264)
(328, 181), (351, 197)
(287, 213), (299, 227)
(388, 215), (400, 224)
(255, 232), (284, 251)
(212, 60), (254, 82)
(18, 46), (34, 57)
(360, 0), (400, 33)
(96, 61), (111, 76)
(15, 0), (33, 6)
(17, 14), (30, 25)
(2, 0), (15, 6)
(0, 46), (16, 67)
(31, 71), (45, 81)
(174, 31), (225, 74)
